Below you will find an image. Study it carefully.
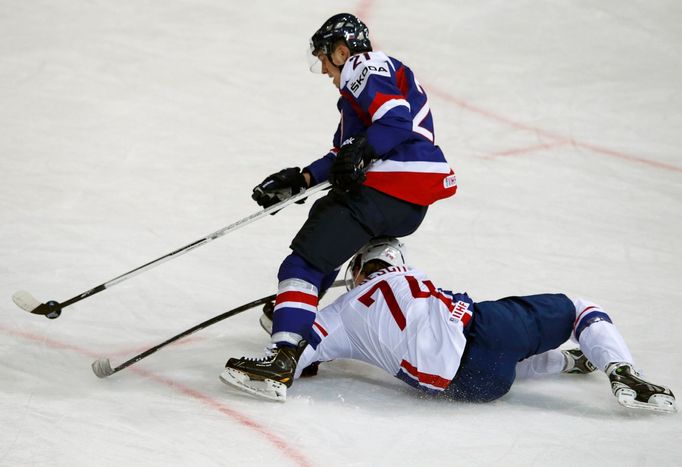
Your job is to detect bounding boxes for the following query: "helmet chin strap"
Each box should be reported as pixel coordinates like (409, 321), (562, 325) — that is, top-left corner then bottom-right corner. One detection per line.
(326, 42), (350, 71)
(327, 55), (341, 70)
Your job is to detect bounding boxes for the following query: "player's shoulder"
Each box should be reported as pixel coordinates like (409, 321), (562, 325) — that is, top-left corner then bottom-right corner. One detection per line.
(340, 51), (397, 96)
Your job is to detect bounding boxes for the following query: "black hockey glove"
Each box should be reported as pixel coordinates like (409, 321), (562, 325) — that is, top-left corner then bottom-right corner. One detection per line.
(251, 167), (308, 209)
(329, 135), (377, 191)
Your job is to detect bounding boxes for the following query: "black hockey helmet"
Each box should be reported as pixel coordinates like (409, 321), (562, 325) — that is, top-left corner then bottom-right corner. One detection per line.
(309, 13), (372, 58)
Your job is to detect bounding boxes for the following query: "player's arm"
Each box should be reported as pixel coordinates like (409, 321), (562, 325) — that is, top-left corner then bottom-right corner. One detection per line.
(303, 148), (338, 185)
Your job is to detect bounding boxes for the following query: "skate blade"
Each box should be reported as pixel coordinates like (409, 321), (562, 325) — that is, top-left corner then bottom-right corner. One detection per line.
(219, 368), (287, 402)
(615, 388), (677, 414)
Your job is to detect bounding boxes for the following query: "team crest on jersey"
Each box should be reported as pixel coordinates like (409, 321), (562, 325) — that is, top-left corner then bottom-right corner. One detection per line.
(349, 62), (391, 97)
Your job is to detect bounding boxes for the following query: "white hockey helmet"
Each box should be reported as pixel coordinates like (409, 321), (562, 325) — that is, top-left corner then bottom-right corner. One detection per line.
(344, 237), (407, 290)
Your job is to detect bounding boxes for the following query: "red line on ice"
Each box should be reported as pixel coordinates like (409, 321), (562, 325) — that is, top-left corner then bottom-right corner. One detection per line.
(0, 323), (314, 467)
(358, 0), (682, 172)
(488, 140), (571, 158)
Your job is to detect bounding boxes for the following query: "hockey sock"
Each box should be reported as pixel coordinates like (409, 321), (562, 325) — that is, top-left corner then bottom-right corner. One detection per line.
(572, 298), (634, 372)
(271, 253), (325, 346)
(515, 349), (565, 379)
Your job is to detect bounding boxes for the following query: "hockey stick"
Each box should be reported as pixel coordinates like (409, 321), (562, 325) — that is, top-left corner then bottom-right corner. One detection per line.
(91, 279), (345, 378)
(12, 181), (331, 319)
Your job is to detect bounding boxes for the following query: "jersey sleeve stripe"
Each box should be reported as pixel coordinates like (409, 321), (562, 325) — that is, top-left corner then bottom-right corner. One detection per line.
(312, 321), (329, 337)
(369, 92), (411, 121)
(399, 359), (452, 390)
(371, 99), (411, 122)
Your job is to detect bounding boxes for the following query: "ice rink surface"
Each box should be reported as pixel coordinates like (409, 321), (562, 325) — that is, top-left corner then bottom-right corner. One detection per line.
(1, 0), (681, 465)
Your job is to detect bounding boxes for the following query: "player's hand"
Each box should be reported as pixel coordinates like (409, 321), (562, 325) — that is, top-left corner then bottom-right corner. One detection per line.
(251, 167), (308, 209)
(329, 135), (376, 191)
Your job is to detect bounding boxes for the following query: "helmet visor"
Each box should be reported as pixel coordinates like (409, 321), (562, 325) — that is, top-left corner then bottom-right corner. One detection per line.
(306, 46), (324, 73)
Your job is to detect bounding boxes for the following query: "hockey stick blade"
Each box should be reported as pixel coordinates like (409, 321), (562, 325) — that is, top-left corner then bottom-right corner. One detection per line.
(89, 279), (345, 378)
(89, 293), (279, 378)
(11, 290), (41, 312)
(11, 291), (62, 319)
(11, 181), (331, 319)
(92, 358), (115, 378)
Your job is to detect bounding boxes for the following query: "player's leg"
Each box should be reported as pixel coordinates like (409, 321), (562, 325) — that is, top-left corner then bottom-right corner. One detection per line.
(271, 187), (426, 346)
(571, 297), (676, 412)
(571, 297), (633, 370)
(445, 294), (575, 402)
(515, 348), (596, 379)
(292, 187), (428, 272)
(258, 268), (340, 336)
(221, 195), (371, 400)
(222, 187), (426, 400)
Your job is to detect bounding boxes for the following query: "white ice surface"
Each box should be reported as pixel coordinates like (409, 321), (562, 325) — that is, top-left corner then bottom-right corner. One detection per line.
(1, 1), (681, 466)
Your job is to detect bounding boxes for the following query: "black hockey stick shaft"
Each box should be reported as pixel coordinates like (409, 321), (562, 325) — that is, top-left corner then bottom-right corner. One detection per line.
(92, 279), (345, 378)
(92, 294), (274, 377)
(13, 181), (331, 318)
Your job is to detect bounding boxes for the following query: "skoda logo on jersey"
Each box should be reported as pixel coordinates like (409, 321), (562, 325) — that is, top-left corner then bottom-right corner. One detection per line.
(349, 63), (390, 97)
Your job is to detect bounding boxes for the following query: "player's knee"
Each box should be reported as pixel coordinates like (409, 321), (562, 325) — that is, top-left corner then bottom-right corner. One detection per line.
(278, 252), (326, 289)
(444, 380), (512, 403)
(570, 297), (614, 340)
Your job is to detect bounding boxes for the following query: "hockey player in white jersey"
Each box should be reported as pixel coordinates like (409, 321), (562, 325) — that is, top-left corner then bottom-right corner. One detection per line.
(221, 238), (676, 413)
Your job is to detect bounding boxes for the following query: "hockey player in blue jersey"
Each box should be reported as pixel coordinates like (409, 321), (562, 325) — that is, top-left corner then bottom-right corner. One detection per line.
(222, 238), (676, 413)
(222, 13), (458, 390)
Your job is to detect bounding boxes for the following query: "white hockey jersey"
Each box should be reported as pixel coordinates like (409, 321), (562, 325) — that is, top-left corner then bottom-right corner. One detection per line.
(296, 267), (474, 394)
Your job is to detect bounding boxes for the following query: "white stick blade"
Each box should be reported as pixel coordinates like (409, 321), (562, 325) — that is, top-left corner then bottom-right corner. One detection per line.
(12, 290), (42, 312)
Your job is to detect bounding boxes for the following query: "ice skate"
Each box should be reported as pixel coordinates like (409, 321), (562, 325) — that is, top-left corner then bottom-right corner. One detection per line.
(561, 349), (596, 374)
(256, 303), (320, 377)
(607, 362), (676, 413)
(220, 340), (307, 402)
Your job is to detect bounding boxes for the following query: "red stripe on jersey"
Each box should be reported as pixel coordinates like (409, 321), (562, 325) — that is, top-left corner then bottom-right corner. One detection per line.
(364, 170), (457, 206)
(340, 90), (371, 127)
(275, 291), (319, 307)
(395, 66), (409, 96)
(400, 359), (451, 389)
(574, 305), (597, 327)
(460, 312), (471, 327)
(312, 321), (328, 337)
(369, 92), (406, 119)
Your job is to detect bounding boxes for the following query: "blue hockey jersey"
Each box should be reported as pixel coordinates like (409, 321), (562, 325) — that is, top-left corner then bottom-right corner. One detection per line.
(305, 51), (457, 206)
